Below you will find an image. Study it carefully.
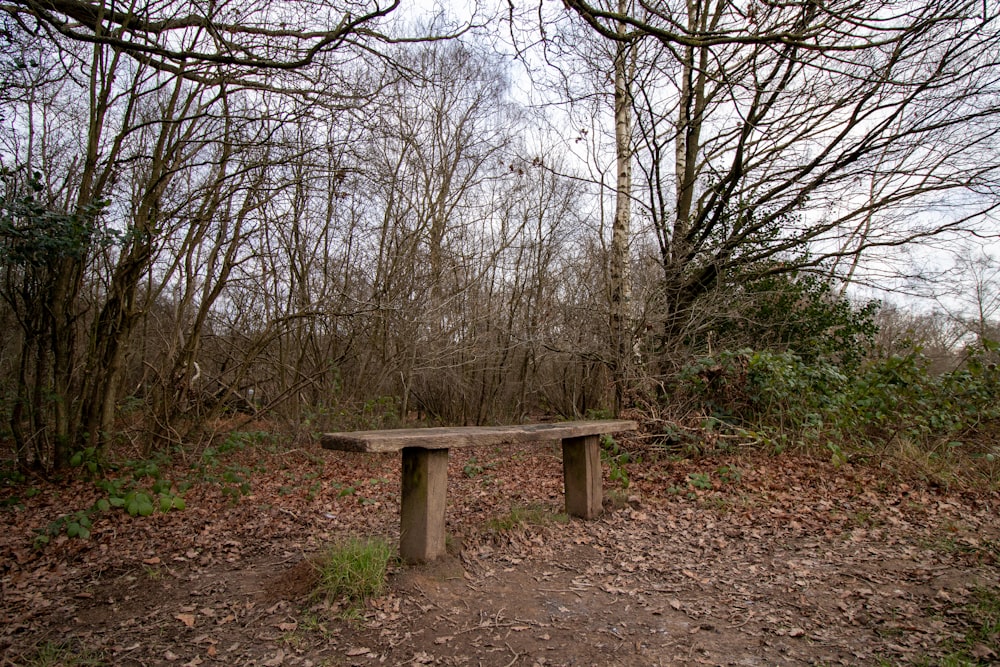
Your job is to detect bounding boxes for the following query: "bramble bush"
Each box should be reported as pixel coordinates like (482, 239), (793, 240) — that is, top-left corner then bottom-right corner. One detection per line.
(675, 343), (1000, 483)
(712, 272), (880, 370)
(660, 271), (999, 483)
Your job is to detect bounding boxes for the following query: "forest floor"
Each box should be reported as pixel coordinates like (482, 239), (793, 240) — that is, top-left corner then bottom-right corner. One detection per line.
(1, 432), (999, 666)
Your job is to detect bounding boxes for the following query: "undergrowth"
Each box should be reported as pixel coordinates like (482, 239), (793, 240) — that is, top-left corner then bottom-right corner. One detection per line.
(15, 640), (105, 667)
(673, 345), (1000, 488)
(27, 429), (280, 548)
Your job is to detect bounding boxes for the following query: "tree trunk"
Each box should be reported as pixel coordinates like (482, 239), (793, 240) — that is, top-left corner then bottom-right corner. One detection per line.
(609, 6), (634, 413)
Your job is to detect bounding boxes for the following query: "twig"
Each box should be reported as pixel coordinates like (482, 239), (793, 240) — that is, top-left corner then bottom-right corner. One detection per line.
(728, 611), (755, 628)
(269, 553), (302, 566)
(411, 584), (442, 610)
(537, 587), (583, 597)
(453, 619), (538, 636)
(504, 642), (520, 667)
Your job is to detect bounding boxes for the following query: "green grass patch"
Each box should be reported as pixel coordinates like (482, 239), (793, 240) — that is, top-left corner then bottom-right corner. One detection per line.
(911, 587), (1000, 666)
(312, 537), (394, 606)
(485, 503), (569, 533)
(17, 641), (105, 666)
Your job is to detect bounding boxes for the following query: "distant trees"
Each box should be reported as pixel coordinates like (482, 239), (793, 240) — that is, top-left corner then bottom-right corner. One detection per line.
(943, 251), (1000, 356)
(0, 0), (408, 468)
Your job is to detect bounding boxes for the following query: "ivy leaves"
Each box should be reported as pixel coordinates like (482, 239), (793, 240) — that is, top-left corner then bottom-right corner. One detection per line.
(0, 169), (116, 268)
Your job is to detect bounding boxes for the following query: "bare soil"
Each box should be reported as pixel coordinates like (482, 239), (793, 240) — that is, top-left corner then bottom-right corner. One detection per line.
(2, 439), (998, 666)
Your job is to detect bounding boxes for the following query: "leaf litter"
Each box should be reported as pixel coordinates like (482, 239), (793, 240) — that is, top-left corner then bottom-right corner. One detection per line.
(0, 440), (998, 665)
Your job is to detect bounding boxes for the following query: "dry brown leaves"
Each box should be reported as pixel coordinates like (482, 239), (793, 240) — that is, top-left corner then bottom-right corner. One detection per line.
(1, 440), (998, 666)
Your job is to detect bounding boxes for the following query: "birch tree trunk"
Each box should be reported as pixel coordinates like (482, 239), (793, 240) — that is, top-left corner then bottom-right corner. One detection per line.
(609, 3), (634, 412)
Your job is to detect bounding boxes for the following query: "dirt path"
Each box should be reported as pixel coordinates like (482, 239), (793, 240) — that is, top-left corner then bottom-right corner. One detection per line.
(2, 442), (998, 666)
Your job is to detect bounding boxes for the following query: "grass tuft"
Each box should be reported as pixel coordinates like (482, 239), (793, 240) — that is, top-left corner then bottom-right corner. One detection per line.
(19, 642), (104, 667)
(312, 537), (394, 605)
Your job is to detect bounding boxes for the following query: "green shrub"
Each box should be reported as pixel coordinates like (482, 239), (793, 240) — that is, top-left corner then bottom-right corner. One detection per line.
(712, 272), (879, 369)
(600, 434), (634, 489)
(675, 343), (1000, 474)
(679, 349), (848, 432)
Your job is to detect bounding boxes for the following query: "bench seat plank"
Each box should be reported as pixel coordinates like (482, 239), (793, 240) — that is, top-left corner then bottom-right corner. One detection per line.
(321, 419), (637, 453)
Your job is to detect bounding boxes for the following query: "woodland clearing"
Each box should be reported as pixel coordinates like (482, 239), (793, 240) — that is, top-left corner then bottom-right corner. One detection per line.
(1, 434), (998, 666)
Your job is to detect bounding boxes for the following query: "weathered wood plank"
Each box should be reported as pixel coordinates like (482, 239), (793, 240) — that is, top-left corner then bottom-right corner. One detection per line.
(399, 447), (448, 563)
(562, 434), (603, 519)
(320, 419), (637, 453)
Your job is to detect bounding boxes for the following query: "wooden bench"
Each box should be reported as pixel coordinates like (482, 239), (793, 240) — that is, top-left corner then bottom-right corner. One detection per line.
(320, 420), (637, 563)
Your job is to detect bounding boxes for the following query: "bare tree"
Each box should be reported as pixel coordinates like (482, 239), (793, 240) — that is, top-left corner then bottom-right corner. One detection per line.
(0, 0), (453, 466)
(2, 0), (404, 83)
(934, 249), (1000, 356)
(350, 40), (518, 421)
(0, 32), (166, 466)
(556, 0), (1000, 367)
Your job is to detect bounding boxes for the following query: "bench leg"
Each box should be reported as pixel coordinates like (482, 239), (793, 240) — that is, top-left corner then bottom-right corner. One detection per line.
(562, 434), (602, 519)
(400, 447), (448, 563)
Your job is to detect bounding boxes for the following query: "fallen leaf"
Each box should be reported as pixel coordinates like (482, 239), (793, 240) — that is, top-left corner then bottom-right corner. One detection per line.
(346, 647), (371, 656)
(174, 613), (196, 628)
(972, 644), (997, 660)
(262, 649), (285, 666)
